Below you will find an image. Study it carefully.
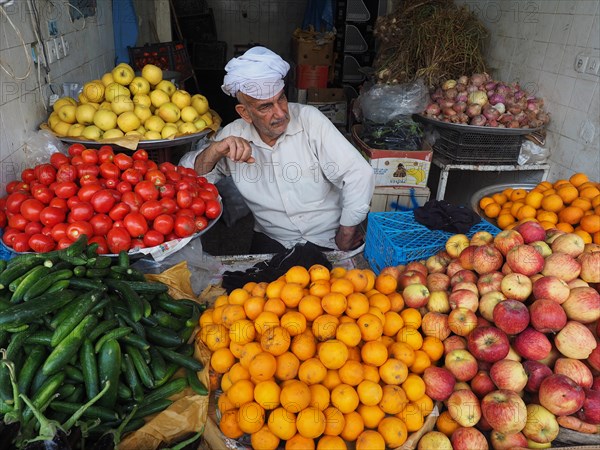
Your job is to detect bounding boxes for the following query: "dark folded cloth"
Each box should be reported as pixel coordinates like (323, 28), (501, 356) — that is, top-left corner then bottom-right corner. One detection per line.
(221, 242), (332, 293)
(413, 200), (481, 234)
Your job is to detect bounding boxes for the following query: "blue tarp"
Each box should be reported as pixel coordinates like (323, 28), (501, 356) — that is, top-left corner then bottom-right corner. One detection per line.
(302, 0), (334, 32)
(113, 0), (139, 65)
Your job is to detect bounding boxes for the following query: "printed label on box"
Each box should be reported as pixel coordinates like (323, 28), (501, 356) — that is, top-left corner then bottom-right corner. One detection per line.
(367, 157), (431, 187)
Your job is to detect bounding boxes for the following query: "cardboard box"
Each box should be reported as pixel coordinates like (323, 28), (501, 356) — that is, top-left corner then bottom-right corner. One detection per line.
(352, 125), (433, 188)
(296, 65), (329, 89)
(292, 35), (335, 66)
(306, 88), (347, 126)
(370, 186), (430, 212)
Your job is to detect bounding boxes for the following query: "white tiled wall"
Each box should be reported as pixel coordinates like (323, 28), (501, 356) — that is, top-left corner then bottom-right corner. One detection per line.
(206, 0), (308, 61)
(0, 0), (114, 189)
(456, 0), (600, 182)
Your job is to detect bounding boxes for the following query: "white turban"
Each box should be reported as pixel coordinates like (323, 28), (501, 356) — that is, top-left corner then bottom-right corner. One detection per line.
(221, 47), (290, 100)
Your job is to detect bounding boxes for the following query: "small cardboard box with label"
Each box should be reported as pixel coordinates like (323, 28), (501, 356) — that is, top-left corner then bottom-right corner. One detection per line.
(291, 31), (335, 66)
(306, 88), (347, 126)
(352, 125), (432, 188)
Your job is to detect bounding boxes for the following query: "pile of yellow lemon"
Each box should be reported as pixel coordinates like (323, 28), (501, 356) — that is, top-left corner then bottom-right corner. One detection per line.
(479, 172), (600, 244)
(197, 265), (441, 450)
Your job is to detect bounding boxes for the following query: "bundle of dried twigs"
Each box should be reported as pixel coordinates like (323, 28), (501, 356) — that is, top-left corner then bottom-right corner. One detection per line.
(374, 0), (488, 87)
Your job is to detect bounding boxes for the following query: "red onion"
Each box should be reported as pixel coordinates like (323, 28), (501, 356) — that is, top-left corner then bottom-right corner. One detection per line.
(439, 99), (455, 109)
(458, 75), (469, 85)
(529, 119), (543, 128)
(442, 107), (458, 117)
(515, 112), (528, 125)
(537, 111), (550, 124)
(527, 100), (539, 112)
(449, 115), (461, 123)
(466, 104), (482, 117)
(445, 88), (458, 100)
(471, 73), (486, 87)
(514, 90), (525, 101)
(485, 81), (498, 91)
(456, 84), (467, 92)
(489, 94), (505, 105)
(456, 93), (468, 103)
(431, 88), (444, 102)
(452, 102), (467, 113)
(508, 105), (523, 115)
(509, 120), (521, 128)
(467, 85), (480, 94)
(483, 104), (500, 121)
(425, 103), (441, 115)
(487, 119), (499, 127)
(496, 85), (511, 96)
(499, 113), (514, 124)
(457, 113), (469, 123)
(470, 115), (487, 126)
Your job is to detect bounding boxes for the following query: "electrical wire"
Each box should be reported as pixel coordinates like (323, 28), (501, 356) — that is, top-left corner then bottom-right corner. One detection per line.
(29, 0), (50, 74)
(61, 0), (87, 30)
(0, 3), (33, 80)
(28, 0), (51, 110)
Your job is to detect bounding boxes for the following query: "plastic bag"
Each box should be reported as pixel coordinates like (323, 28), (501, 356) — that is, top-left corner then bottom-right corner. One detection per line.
(23, 130), (67, 167)
(132, 239), (222, 296)
(518, 140), (550, 165)
(358, 80), (430, 124)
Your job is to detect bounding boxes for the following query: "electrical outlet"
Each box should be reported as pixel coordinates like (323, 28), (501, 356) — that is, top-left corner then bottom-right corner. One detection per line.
(45, 40), (56, 64)
(575, 53), (589, 73)
(55, 38), (64, 59)
(61, 36), (69, 57)
(585, 56), (600, 76)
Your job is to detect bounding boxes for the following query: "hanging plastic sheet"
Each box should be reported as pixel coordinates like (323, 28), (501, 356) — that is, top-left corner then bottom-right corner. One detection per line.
(113, 0), (139, 65)
(302, 0), (334, 31)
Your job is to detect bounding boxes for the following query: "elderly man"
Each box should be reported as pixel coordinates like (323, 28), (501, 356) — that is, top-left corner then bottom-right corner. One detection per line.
(180, 47), (375, 253)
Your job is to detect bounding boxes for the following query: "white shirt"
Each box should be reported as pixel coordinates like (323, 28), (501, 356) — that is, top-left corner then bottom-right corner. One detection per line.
(180, 103), (375, 249)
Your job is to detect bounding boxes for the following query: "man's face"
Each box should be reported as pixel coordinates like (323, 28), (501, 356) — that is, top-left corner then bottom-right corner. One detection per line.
(236, 90), (290, 146)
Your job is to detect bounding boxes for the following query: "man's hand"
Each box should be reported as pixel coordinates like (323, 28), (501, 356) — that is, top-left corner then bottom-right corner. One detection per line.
(194, 136), (255, 175)
(213, 136), (255, 163)
(335, 225), (364, 251)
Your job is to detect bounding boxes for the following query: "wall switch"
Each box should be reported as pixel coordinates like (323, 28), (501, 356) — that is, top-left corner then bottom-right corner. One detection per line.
(575, 53), (589, 72)
(53, 38), (62, 60)
(586, 56), (600, 76)
(61, 36), (69, 57)
(45, 40), (56, 64)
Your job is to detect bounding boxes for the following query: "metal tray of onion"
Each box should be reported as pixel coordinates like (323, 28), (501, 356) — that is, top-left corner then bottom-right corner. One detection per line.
(413, 114), (544, 136)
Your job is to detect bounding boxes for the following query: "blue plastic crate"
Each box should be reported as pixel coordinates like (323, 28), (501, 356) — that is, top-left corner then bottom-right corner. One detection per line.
(364, 211), (501, 273)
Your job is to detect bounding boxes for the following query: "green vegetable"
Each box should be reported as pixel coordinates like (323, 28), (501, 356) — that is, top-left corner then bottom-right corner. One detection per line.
(42, 314), (97, 375)
(97, 339), (121, 408)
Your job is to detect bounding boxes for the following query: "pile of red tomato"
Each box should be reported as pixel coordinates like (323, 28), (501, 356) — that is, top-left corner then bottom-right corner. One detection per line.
(0, 144), (222, 254)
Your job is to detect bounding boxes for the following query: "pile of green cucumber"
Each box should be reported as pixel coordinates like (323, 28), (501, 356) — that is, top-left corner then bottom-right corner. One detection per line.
(0, 235), (208, 449)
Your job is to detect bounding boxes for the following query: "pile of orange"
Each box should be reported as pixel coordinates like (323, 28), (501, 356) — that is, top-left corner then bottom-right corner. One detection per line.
(479, 172), (600, 244)
(197, 265), (440, 450)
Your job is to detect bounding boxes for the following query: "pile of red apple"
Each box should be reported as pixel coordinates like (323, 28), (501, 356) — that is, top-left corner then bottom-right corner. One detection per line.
(383, 221), (600, 450)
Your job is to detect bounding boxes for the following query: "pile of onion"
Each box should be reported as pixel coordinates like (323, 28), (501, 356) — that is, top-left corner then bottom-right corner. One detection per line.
(423, 73), (550, 128)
